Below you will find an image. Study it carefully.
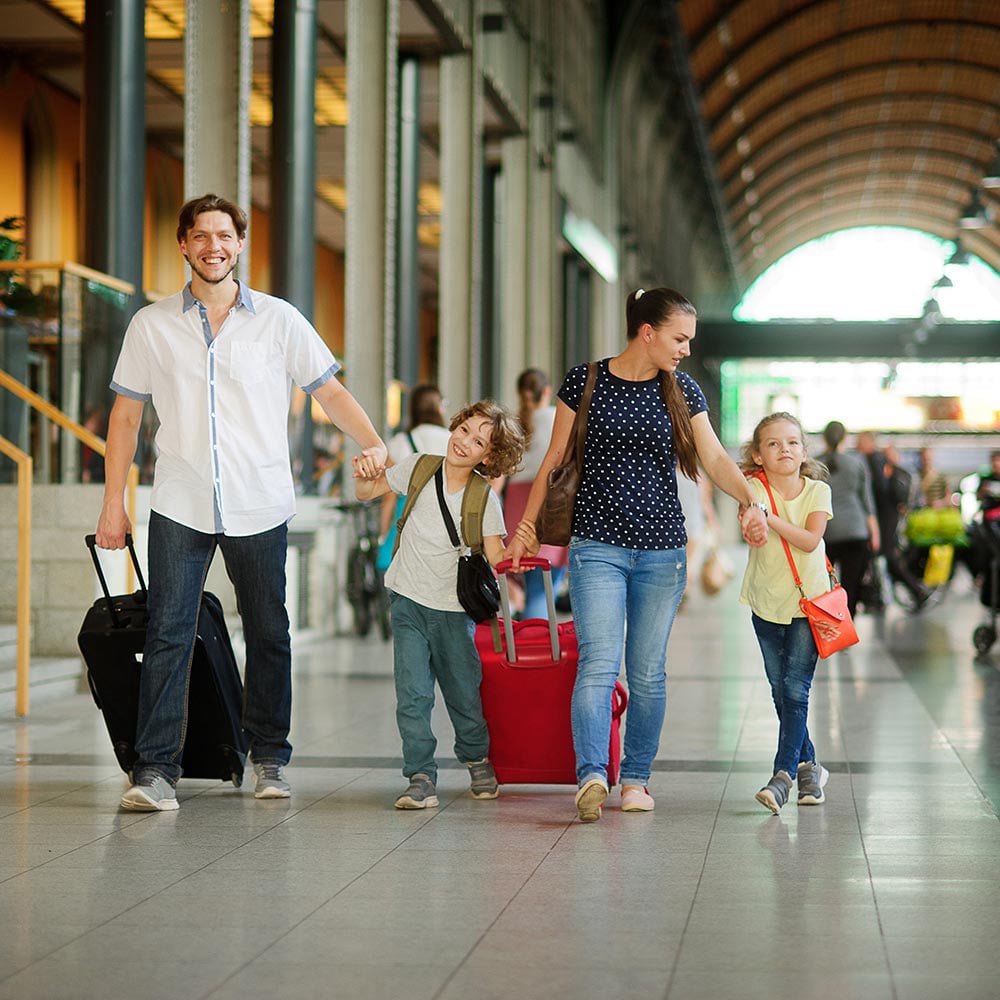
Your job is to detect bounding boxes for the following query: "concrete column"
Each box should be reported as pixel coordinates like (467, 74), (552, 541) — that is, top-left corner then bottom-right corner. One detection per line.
(396, 57), (421, 391)
(438, 51), (479, 409)
(345, 0), (398, 433)
(499, 135), (529, 406)
(184, 0), (252, 278)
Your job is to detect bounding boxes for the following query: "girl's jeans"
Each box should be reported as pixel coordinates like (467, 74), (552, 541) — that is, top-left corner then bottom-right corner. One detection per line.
(751, 613), (819, 777)
(568, 538), (686, 787)
(136, 511), (292, 784)
(389, 593), (488, 783)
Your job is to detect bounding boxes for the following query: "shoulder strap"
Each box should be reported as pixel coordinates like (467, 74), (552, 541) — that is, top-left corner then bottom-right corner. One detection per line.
(391, 454), (444, 558)
(460, 473), (492, 554)
(406, 431), (418, 453)
(570, 362), (599, 469)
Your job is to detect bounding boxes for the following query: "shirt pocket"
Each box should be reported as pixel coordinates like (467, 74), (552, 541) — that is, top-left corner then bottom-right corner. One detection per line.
(230, 342), (268, 385)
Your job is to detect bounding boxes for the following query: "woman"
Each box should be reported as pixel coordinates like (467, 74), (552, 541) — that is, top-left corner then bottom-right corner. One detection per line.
(505, 287), (768, 822)
(817, 421), (879, 618)
(504, 368), (568, 619)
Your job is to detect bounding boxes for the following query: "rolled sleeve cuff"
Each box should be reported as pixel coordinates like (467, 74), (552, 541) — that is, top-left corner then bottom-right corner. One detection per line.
(302, 362), (341, 395)
(110, 381), (151, 402)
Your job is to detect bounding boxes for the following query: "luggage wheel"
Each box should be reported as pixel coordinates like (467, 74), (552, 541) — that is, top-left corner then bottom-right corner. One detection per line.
(973, 625), (997, 655)
(231, 773), (243, 789)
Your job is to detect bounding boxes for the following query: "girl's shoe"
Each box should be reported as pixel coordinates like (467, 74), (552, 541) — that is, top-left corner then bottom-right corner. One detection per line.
(574, 777), (609, 823)
(796, 761), (829, 805)
(621, 785), (655, 812)
(755, 770), (793, 815)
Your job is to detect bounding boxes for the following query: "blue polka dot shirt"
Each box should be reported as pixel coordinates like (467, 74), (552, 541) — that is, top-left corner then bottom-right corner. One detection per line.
(557, 359), (708, 550)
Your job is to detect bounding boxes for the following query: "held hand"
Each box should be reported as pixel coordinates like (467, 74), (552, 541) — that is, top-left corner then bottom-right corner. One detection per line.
(351, 454), (382, 480)
(503, 537), (529, 571)
(95, 504), (131, 550)
(359, 443), (387, 474)
(740, 506), (769, 548)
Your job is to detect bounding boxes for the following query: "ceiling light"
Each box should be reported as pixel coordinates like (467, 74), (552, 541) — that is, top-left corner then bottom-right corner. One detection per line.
(958, 188), (990, 229)
(983, 140), (1000, 189)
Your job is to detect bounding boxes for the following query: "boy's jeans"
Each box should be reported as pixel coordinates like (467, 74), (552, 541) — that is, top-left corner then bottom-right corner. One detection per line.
(751, 613), (819, 776)
(568, 538), (686, 786)
(135, 511), (292, 784)
(389, 593), (488, 783)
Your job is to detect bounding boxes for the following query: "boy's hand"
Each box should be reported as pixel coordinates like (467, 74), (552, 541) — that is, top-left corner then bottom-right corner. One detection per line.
(352, 454), (383, 480)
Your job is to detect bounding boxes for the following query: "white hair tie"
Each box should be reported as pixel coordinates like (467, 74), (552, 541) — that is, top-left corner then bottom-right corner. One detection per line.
(635, 288), (645, 300)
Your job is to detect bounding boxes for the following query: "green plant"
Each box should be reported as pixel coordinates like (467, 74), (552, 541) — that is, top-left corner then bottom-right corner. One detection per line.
(0, 216), (38, 316)
(0, 216), (24, 261)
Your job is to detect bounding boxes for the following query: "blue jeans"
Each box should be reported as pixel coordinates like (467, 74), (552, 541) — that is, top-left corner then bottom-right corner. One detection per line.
(751, 614), (819, 777)
(522, 564), (567, 620)
(568, 538), (686, 786)
(135, 511), (292, 784)
(389, 593), (488, 783)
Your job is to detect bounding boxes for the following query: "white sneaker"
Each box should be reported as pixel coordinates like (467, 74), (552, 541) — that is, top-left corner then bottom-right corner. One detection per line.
(253, 761), (291, 799)
(121, 774), (179, 812)
(574, 776), (609, 823)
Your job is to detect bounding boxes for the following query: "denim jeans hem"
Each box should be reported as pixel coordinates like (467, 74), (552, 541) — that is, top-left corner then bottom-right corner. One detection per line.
(619, 774), (651, 786)
(249, 753), (290, 766)
(578, 770), (608, 789)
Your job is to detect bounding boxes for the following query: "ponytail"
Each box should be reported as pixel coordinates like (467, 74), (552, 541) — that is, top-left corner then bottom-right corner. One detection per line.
(664, 373), (698, 481)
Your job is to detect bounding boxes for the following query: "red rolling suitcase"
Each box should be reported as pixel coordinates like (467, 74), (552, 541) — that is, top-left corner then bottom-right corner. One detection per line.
(476, 557), (627, 786)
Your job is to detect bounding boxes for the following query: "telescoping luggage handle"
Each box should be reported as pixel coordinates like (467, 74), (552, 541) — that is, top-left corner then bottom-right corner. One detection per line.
(493, 557), (560, 663)
(85, 534), (147, 630)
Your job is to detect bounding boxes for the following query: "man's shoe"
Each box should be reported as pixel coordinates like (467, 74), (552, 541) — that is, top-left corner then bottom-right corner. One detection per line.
(797, 760), (829, 805)
(574, 776), (609, 823)
(121, 773), (179, 812)
(395, 774), (439, 809)
(621, 785), (655, 812)
(467, 759), (499, 800)
(253, 761), (291, 799)
(755, 770), (793, 815)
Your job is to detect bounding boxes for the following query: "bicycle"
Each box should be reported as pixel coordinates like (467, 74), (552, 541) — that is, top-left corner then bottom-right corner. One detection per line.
(332, 500), (391, 640)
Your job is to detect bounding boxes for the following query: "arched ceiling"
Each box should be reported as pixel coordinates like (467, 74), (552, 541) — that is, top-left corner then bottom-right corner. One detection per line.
(676, 0), (1000, 287)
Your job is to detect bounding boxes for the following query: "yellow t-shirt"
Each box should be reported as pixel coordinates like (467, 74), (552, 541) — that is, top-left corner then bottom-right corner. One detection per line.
(739, 476), (833, 625)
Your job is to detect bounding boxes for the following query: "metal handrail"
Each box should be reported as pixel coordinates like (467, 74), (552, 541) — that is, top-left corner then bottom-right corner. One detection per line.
(0, 434), (31, 717)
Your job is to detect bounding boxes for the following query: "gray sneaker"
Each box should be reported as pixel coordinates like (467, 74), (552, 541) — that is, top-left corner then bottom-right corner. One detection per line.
(253, 761), (291, 799)
(395, 774), (439, 809)
(467, 759), (499, 799)
(755, 770), (793, 815)
(797, 760), (829, 805)
(121, 773), (178, 812)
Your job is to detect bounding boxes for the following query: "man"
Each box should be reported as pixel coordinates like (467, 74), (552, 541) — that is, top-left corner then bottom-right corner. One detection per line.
(96, 193), (386, 812)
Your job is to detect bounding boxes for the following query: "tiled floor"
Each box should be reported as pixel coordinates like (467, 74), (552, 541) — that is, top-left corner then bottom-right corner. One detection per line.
(1, 564), (999, 1000)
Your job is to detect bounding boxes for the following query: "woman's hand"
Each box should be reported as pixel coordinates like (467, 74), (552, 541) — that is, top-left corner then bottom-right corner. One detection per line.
(503, 533), (539, 570)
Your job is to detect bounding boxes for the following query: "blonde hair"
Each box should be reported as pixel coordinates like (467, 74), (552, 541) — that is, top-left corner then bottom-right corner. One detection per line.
(449, 400), (526, 480)
(739, 412), (829, 481)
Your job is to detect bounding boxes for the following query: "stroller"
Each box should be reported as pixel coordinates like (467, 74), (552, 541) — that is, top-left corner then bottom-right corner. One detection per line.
(969, 514), (1000, 655)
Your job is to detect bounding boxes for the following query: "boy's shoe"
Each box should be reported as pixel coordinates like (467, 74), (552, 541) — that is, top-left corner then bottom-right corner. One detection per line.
(121, 773), (179, 812)
(574, 776), (609, 823)
(467, 759), (499, 800)
(253, 761), (291, 799)
(755, 770), (793, 815)
(621, 785), (655, 813)
(797, 760), (829, 805)
(395, 774), (439, 810)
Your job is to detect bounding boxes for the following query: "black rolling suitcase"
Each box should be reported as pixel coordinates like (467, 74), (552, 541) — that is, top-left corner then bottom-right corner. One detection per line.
(78, 534), (247, 787)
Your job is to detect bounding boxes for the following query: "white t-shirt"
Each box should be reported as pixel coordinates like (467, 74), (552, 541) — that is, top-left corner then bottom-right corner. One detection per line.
(384, 453), (505, 612)
(510, 405), (556, 482)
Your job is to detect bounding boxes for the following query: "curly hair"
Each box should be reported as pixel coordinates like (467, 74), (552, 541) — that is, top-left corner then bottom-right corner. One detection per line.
(738, 412), (829, 482)
(449, 400), (525, 480)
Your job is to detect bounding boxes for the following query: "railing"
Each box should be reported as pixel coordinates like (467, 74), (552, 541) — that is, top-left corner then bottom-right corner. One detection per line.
(0, 369), (140, 716)
(0, 433), (31, 717)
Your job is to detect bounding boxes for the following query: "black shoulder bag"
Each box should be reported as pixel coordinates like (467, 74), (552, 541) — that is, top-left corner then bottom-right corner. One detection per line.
(433, 466), (500, 623)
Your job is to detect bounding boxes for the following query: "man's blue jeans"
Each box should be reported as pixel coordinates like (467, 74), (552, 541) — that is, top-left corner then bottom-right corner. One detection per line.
(389, 593), (488, 784)
(135, 511), (292, 784)
(751, 613), (819, 777)
(568, 538), (686, 786)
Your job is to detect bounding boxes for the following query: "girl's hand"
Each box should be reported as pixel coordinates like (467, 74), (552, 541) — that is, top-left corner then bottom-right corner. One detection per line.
(740, 506), (768, 547)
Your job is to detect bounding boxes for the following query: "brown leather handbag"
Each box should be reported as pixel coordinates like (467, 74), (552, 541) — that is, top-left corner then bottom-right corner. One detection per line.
(536, 362), (598, 546)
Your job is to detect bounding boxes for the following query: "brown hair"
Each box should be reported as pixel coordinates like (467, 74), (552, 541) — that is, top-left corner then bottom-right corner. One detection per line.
(449, 400), (526, 480)
(515, 368), (549, 445)
(624, 287), (700, 481)
(408, 384), (445, 429)
(739, 412), (829, 481)
(176, 194), (248, 242)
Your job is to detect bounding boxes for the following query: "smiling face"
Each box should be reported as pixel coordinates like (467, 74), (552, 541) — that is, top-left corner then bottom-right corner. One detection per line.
(448, 415), (494, 470)
(752, 418), (806, 477)
(179, 210), (245, 287)
(642, 312), (696, 372)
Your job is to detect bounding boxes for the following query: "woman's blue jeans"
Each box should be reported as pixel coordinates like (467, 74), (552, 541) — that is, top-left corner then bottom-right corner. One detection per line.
(135, 511), (292, 784)
(389, 593), (488, 783)
(568, 537), (686, 786)
(751, 613), (819, 777)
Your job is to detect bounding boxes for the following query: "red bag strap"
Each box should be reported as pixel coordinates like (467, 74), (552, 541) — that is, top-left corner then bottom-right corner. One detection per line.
(752, 471), (836, 600)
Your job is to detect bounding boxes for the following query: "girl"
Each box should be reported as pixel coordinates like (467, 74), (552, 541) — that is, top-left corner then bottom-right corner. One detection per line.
(505, 287), (768, 822)
(739, 413), (833, 814)
(354, 401), (524, 809)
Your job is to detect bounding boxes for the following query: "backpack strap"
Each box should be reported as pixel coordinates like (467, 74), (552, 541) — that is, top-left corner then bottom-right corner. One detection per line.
(391, 455), (443, 558)
(459, 472), (492, 555)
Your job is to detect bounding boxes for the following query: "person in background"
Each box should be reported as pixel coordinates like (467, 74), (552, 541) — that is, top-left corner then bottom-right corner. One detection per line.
(817, 421), (879, 618)
(918, 447), (950, 508)
(504, 368), (568, 619)
(976, 450), (1000, 519)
